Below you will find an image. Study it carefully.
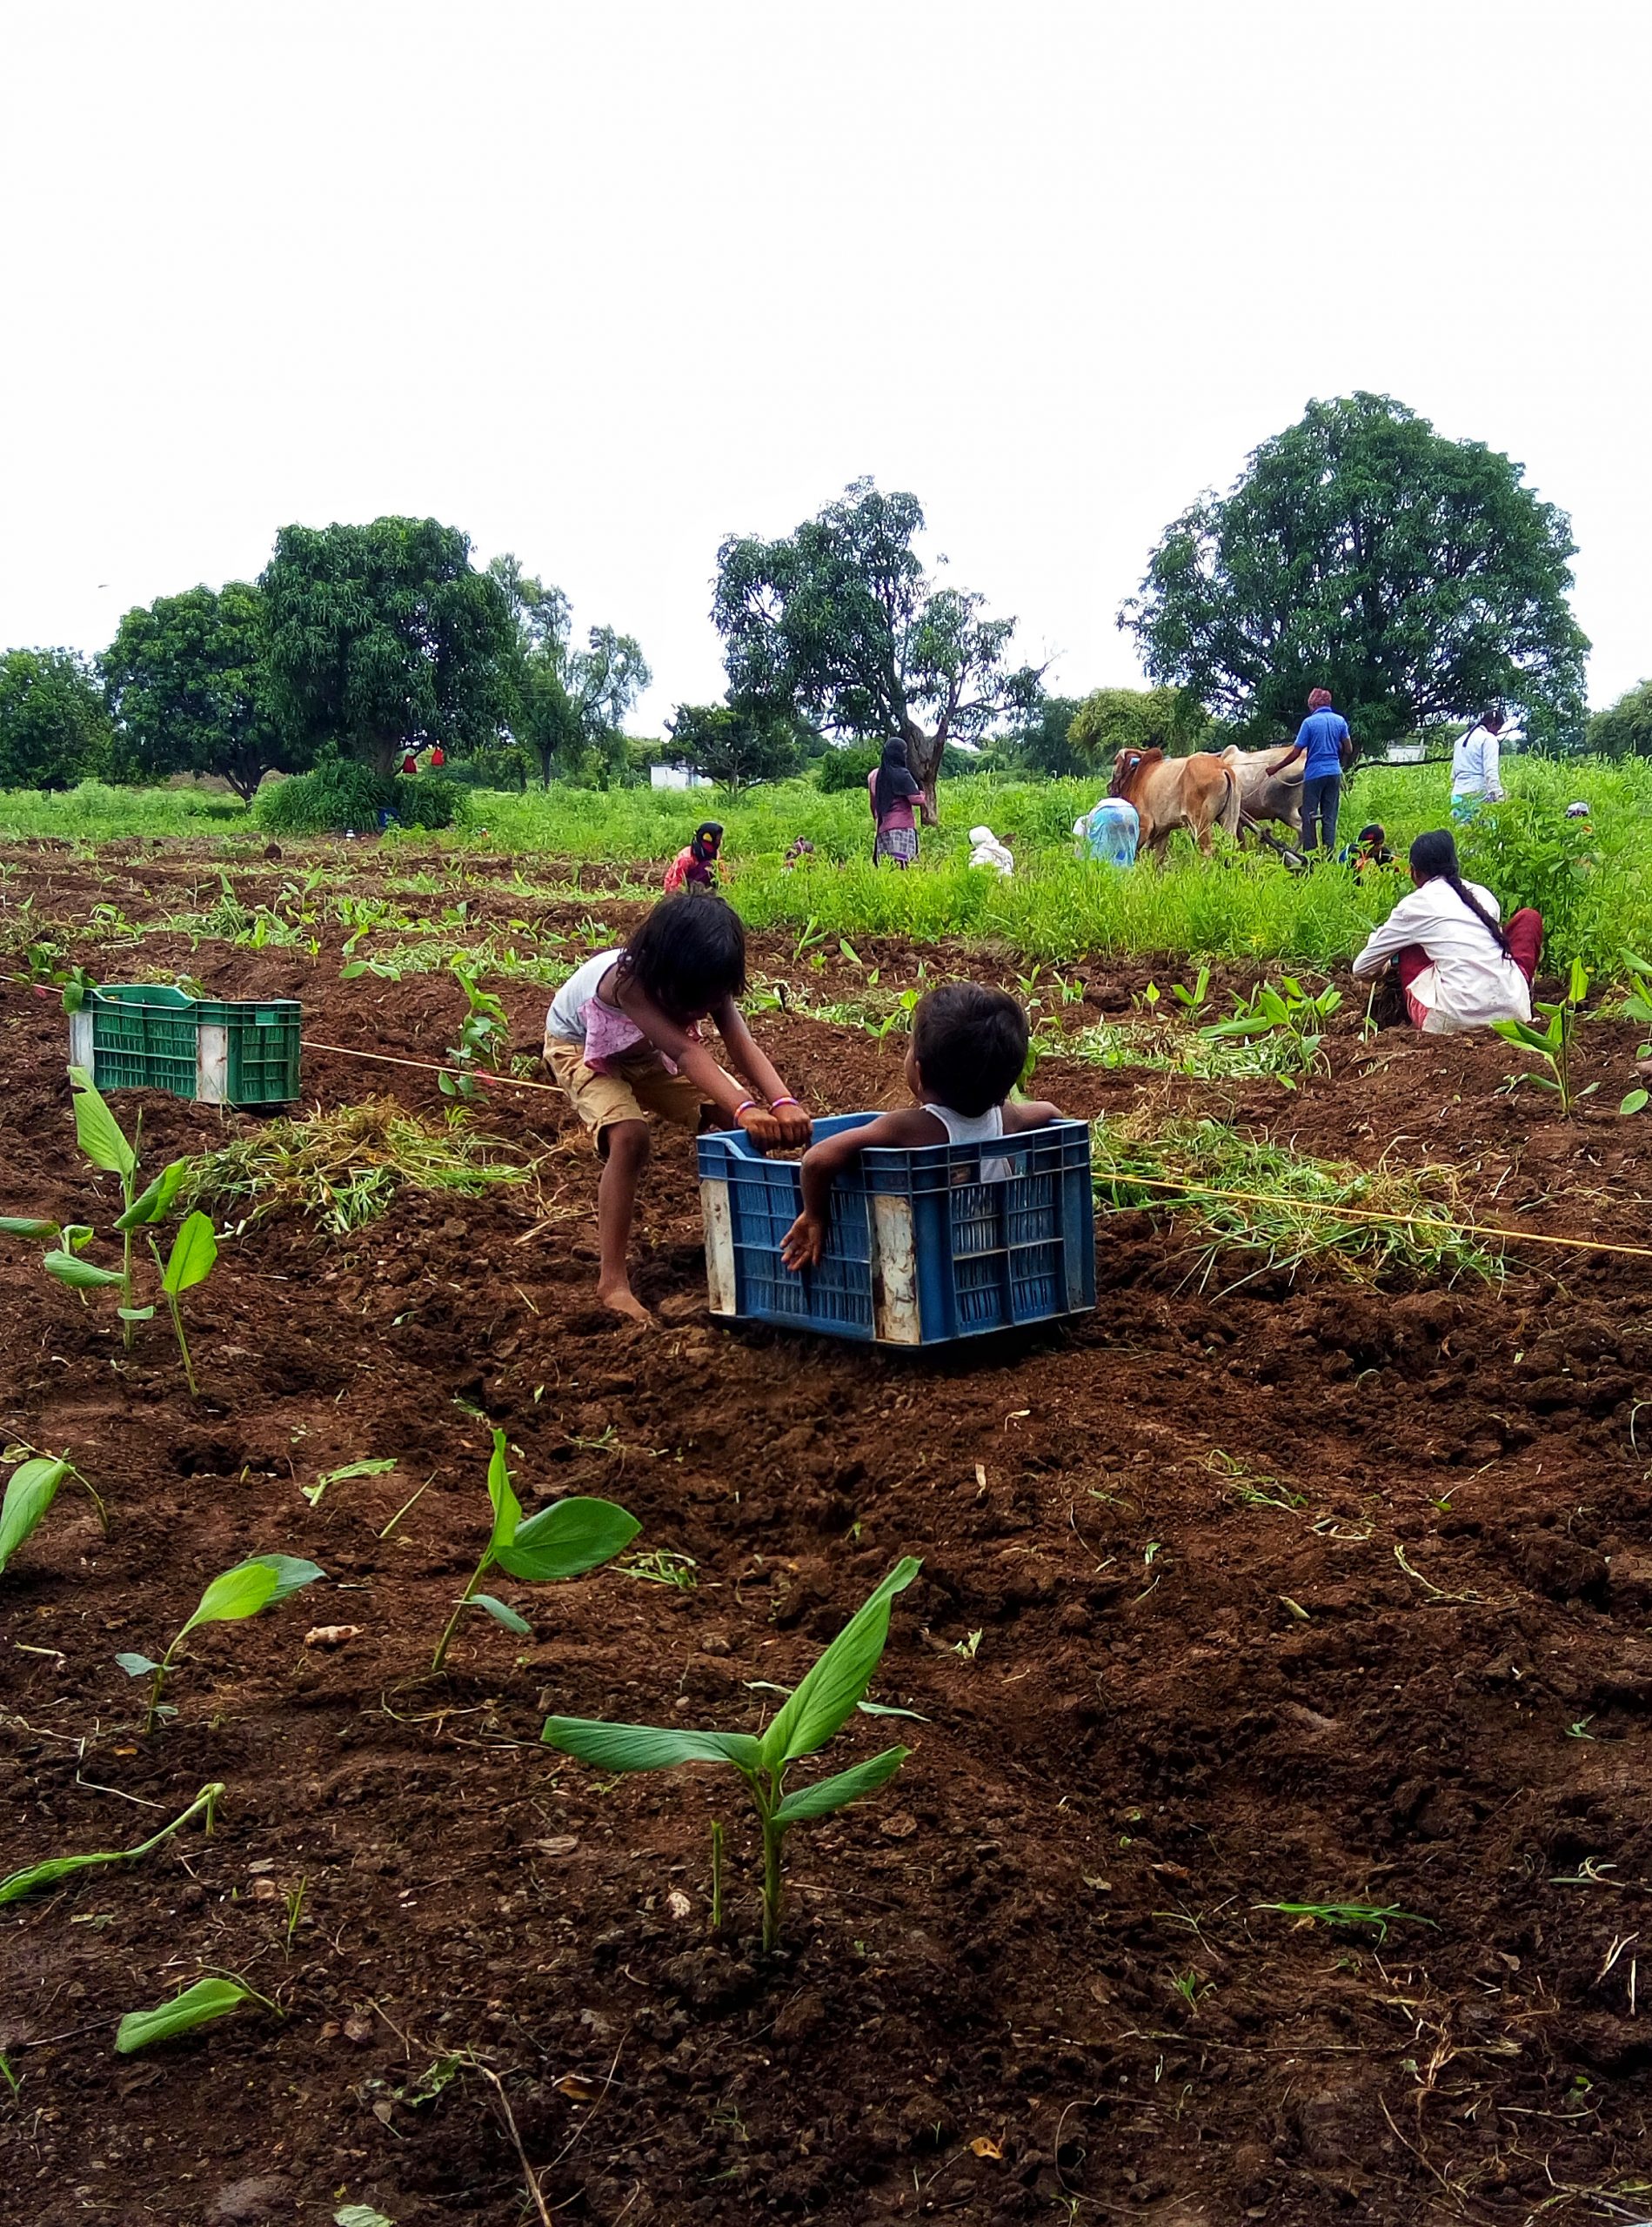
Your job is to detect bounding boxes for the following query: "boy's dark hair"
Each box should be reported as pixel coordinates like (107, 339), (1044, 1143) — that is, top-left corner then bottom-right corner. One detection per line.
(618, 893), (747, 1019)
(912, 981), (1027, 1118)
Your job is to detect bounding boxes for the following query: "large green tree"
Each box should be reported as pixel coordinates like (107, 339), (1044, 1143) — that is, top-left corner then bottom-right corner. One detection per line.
(103, 582), (300, 802)
(712, 478), (1042, 807)
(1067, 685), (1212, 764)
(666, 700), (800, 792)
(1120, 394), (1588, 748)
(0, 649), (116, 789)
(261, 518), (516, 776)
(1588, 680), (1652, 759)
(487, 553), (650, 787)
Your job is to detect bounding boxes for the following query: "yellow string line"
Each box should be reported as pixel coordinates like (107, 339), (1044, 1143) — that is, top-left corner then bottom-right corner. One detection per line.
(302, 1036), (1652, 1265)
(1101, 1171), (1652, 1263)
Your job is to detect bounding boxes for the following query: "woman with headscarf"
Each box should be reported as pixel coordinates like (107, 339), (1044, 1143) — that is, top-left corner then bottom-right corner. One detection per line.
(663, 820), (724, 893)
(866, 739), (933, 866)
(1351, 828), (1542, 1033)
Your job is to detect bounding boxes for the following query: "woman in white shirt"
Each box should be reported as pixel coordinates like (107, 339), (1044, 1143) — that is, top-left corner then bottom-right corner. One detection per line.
(1450, 710), (1510, 820)
(1352, 829), (1542, 1034)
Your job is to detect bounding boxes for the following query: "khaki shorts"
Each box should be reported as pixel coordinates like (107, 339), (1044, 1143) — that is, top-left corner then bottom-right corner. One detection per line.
(543, 1035), (706, 1151)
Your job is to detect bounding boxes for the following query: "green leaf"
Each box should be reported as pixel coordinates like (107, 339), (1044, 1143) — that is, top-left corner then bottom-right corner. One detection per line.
(774, 1744), (911, 1823)
(540, 1717), (763, 1775)
(67, 1066), (135, 1179)
(857, 1699), (929, 1722)
(483, 1427), (521, 1562)
(0, 1216), (61, 1241)
(160, 1212), (217, 1295)
(115, 1976), (253, 2055)
(493, 1496), (640, 1584)
(471, 1592), (532, 1636)
(759, 1557), (921, 1768)
(335, 2210), (396, 2227)
(179, 1553), (323, 1640)
(43, 1251), (124, 1289)
(1568, 957), (1590, 1006)
(303, 1455), (398, 1507)
(118, 1305), (156, 1322)
(116, 1651), (161, 1677)
(114, 1160), (191, 1233)
(0, 1457), (70, 1575)
(1621, 1089), (1649, 1117)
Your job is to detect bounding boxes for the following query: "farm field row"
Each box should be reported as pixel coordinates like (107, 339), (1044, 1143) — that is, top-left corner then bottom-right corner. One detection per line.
(2, 843), (1650, 2225)
(0, 752), (1649, 969)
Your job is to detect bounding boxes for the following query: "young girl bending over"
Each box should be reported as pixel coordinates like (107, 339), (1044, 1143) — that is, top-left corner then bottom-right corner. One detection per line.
(779, 982), (1060, 1270)
(1352, 828), (1542, 1034)
(545, 895), (810, 1320)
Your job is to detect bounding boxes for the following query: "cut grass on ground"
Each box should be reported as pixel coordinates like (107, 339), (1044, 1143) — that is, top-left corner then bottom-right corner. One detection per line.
(1093, 1114), (1502, 1287)
(187, 1102), (530, 1234)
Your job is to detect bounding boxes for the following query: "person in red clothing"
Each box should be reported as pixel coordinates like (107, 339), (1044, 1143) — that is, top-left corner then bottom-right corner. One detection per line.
(400, 752), (418, 776)
(428, 745), (445, 768)
(663, 821), (723, 893)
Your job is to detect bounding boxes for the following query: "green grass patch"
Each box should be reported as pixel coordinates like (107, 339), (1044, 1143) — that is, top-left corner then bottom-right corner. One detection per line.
(187, 1102), (530, 1234)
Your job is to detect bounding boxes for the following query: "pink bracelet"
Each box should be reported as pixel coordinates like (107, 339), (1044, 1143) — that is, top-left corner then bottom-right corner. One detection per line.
(734, 1099), (759, 1117)
(771, 1096), (801, 1109)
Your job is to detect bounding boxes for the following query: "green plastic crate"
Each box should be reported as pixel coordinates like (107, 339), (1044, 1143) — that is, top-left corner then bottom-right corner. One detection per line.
(69, 985), (302, 1107)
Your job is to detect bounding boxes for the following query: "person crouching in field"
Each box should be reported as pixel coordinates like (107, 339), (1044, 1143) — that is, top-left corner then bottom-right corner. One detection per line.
(779, 982), (1061, 1271)
(1351, 829), (1542, 1033)
(663, 820), (723, 893)
(544, 894), (810, 1321)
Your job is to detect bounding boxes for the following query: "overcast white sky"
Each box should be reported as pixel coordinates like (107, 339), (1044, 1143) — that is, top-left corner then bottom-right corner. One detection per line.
(3, 0), (1649, 731)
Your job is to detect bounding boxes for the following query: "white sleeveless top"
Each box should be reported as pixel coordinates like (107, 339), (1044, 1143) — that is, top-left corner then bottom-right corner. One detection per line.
(926, 1102), (1012, 1182)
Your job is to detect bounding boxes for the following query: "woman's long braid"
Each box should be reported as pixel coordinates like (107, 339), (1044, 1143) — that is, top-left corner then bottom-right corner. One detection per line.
(1408, 828), (1513, 956)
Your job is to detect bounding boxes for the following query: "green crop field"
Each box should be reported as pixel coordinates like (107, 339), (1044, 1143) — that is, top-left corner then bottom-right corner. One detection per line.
(0, 753), (1643, 972)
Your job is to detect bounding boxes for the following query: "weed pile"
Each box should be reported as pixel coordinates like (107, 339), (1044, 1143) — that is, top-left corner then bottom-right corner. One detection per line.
(1092, 1112), (1502, 1286)
(186, 1100), (529, 1233)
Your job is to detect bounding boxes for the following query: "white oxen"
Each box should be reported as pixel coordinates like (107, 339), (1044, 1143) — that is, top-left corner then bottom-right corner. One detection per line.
(1220, 745), (1303, 846)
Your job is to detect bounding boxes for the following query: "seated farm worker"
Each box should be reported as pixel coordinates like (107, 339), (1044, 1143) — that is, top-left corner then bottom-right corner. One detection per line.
(868, 739), (934, 866)
(1073, 795), (1140, 866)
(779, 982), (1061, 1272)
(663, 819), (724, 893)
(1336, 821), (1395, 874)
(400, 752), (418, 776)
(1268, 687), (1353, 857)
(967, 825), (1014, 876)
(782, 837), (816, 869)
(1350, 829), (1542, 1035)
(1450, 709), (1512, 823)
(544, 894), (810, 1321)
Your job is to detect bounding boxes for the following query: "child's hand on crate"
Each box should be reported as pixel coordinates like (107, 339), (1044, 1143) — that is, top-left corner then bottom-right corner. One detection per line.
(779, 1206), (828, 1271)
(736, 1100), (811, 1153)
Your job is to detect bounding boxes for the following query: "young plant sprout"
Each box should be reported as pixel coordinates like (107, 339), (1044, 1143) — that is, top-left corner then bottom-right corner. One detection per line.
(146, 1210), (218, 1396)
(1493, 959), (1595, 1119)
(0, 1445), (107, 1576)
(117, 1553), (324, 1734)
(543, 1557), (921, 1953)
(115, 1972), (274, 2055)
(0, 1067), (193, 1357)
(0, 1782), (222, 1904)
(431, 1428), (639, 1672)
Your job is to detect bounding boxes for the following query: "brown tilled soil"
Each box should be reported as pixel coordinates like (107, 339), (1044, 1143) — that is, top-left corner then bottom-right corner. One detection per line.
(2, 841), (1651, 2227)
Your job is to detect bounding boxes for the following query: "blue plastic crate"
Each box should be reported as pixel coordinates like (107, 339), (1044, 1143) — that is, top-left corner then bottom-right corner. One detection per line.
(698, 1114), (1094, 1346)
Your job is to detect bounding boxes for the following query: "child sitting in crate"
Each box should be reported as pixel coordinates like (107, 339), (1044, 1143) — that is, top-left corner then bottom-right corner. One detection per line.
(779, 982), (1062, 1271)
(545, 894), (812, 1321)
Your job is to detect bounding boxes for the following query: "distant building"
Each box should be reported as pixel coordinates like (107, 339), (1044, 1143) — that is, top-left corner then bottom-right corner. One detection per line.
(650, 763), (712, 790)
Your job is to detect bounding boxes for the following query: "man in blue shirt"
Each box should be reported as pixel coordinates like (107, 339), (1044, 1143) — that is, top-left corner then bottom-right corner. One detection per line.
(1270, 687), (1353, 856)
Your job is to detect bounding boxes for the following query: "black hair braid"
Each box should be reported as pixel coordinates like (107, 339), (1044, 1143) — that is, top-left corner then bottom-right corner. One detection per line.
(1443, 869), (1512, 956)
(1407, 828), (1511, 956)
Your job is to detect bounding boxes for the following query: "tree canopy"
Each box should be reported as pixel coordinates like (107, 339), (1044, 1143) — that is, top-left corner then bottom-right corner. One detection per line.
(666, 700), (800, 792)
(103, 582), (300, 801)
(1120, 394), (1589, 749)
(488, 554), (651, 787)
(0, 649), (116, 789)
(1067, 685), (1211, 764)
(1587, 680), (1652, 759)
(712, 478), (1042, 803)
(261, 518), (517, 776)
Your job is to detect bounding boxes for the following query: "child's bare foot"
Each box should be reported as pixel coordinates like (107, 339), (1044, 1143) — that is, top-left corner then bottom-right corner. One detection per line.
(597, 1281), (654, 1326)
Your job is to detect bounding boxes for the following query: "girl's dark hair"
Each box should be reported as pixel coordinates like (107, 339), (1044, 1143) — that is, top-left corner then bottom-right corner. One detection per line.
(1408, 829), (1510, 955)
(618, 893), (746, 1018)
(874, 738), (921, 821)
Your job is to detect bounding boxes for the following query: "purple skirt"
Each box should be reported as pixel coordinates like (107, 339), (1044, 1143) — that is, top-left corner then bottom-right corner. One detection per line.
(875, 825), (920, 866)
